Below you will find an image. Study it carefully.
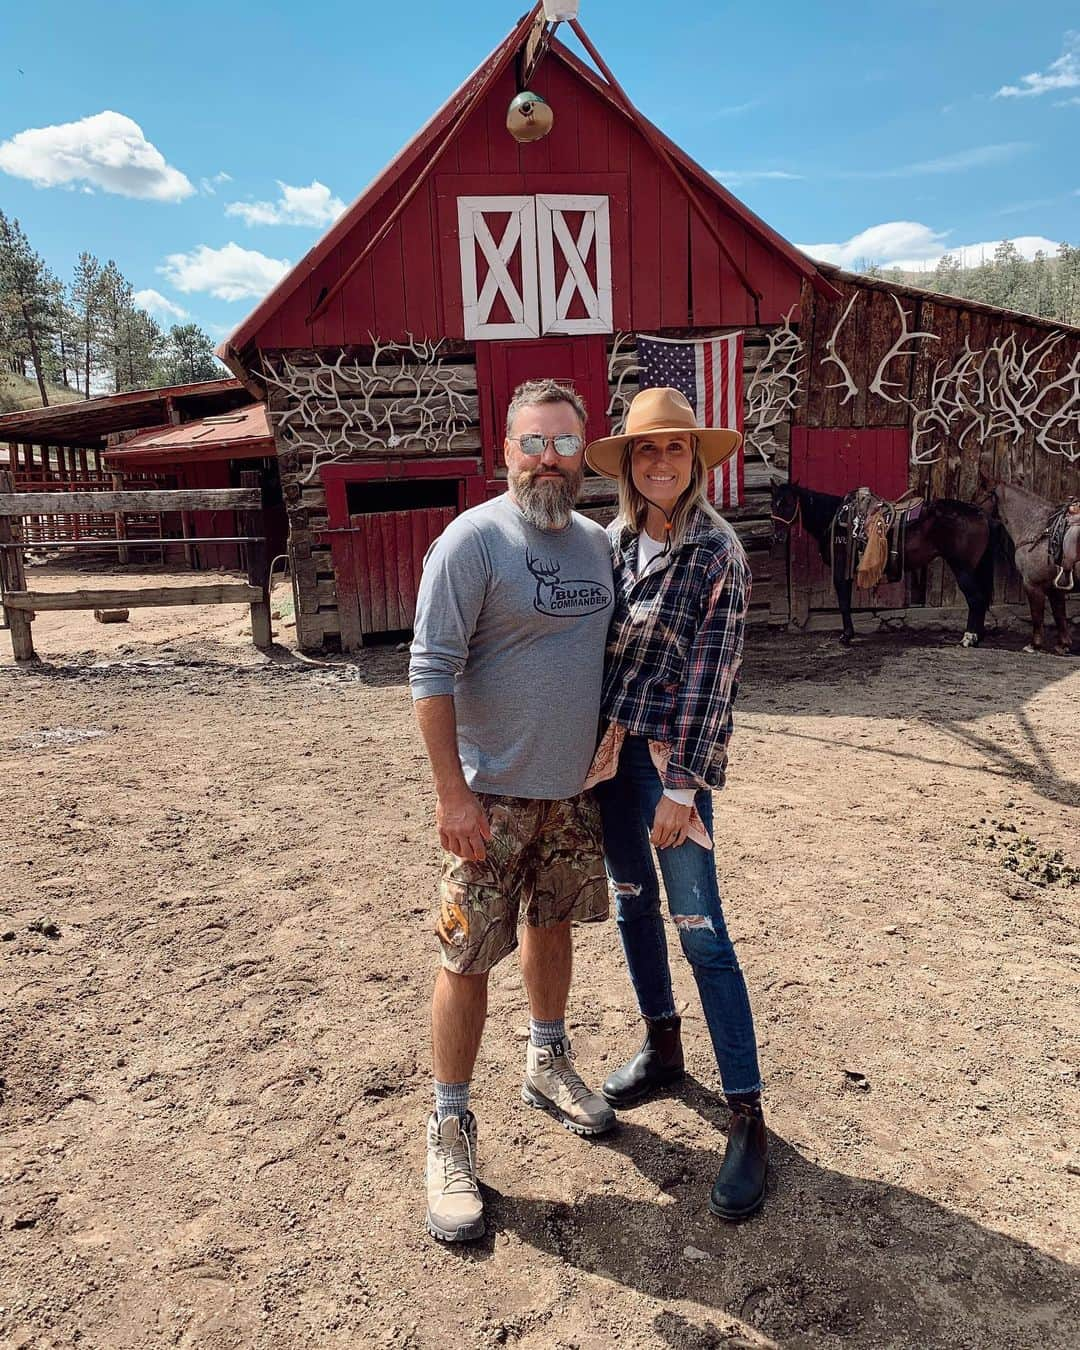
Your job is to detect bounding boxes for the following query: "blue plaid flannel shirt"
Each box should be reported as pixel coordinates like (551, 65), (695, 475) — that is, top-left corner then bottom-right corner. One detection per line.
(600, 507), (751, 791)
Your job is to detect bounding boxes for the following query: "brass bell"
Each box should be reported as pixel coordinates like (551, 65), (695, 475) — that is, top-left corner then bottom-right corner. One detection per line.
(506, 90), (554, 144)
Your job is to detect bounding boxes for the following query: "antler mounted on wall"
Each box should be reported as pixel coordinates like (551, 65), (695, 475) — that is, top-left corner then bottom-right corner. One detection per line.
(870, 295), (939, 405)
(909, 331), (1080, 464)
(263, 337), (475, 482)
(821, 292), (859, 406)
(605, 331), (641, 436)
(744, 307), (804, 464)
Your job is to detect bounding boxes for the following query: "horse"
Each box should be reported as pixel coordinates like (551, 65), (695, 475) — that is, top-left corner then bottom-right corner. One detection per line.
(770, 482), (994, 647)
(980, 479), (1078, 656)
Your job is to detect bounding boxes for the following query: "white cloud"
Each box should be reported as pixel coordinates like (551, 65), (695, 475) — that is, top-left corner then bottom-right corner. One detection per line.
(225, 180), (346, 227)
(996, 31), (1080, 97)
(199, 171), (233, 196)
(712, 169), (803, 187)
(798, 223), (1062, 272)
(797, 222), (948, 269)
(134, 288), (189, 321)
(0, 111), (193, 200)
(159, 242), (291, 301)
(715, 144), (1026, 191)
(713, 100), (761, 118)
(846, 143), (1029, 178)
(1056, 95), (1080, 107)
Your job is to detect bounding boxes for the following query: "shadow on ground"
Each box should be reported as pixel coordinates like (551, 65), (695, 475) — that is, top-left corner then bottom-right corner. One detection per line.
(486, 1077), (1078, 1347)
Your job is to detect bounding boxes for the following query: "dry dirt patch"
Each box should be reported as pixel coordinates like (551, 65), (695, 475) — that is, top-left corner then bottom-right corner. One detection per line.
(1, 582), (1078, 1348)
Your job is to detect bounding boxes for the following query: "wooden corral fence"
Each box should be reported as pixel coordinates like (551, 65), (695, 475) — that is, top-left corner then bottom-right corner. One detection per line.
(0, 470), (272, 662)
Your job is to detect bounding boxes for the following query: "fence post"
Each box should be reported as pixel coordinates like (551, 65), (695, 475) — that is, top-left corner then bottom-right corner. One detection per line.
(0, 470), (36, 662)
(111, 473), (130, 563)
(240, 470), (272, 650)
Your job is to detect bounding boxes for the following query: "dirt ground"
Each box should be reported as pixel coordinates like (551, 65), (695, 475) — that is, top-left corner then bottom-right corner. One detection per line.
(1, 569), (1078, 1350)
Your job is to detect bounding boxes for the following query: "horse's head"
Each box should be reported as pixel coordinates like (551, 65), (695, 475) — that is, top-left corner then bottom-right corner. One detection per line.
(770, 481), (801, 542)
(972, 470), (1000, 518)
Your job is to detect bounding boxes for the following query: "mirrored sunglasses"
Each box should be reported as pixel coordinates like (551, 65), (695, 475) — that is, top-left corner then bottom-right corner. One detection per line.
(511, 434), (583, 457)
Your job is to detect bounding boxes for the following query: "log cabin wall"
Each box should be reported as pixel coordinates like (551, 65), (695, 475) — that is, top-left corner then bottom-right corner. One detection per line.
(262, 324), (797, 649)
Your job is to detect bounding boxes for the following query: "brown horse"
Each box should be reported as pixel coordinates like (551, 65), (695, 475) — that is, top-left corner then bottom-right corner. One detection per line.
(771, 482), (994, 646)
(982, 479), (1078, 655)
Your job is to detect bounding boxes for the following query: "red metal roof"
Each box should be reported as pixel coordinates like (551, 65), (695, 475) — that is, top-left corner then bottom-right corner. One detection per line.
(102, 403), (273, 467)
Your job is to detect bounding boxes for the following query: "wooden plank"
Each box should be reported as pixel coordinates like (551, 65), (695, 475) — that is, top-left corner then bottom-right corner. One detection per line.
(351, 513), (373, 635)
(628, 130), (662, 331)
(240, 470), (272, 650)
(363, 517), (387, 633)
(0, 488), (260, 515)
(0, 470), (34, 660)
(3, 584), (263, 612)
(394, 510), (415, 629)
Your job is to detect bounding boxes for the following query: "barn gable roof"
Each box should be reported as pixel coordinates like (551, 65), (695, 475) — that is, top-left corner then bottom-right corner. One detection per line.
(218, 10), (833, 383)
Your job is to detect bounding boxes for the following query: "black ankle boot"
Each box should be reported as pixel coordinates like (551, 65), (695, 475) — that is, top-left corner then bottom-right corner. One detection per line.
(708, 1100), (768, 1220)
(601, 1016), (685, 1107)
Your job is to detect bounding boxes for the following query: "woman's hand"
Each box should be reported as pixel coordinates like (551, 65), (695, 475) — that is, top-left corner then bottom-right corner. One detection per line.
(651, 796), (694, 850)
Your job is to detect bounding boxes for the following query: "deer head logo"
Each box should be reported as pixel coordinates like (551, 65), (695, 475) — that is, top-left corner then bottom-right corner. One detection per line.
(524, 548), (611, 618)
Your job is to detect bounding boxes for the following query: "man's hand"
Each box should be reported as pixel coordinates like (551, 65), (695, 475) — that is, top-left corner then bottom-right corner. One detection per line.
(651, 796), (694, 850)
(437, 787), (493, 862)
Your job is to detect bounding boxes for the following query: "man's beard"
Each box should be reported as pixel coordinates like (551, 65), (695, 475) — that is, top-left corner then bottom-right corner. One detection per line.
(510, 463), (584, 531)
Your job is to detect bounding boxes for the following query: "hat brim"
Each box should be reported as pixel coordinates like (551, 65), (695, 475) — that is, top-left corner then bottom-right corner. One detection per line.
(584, 426), (743, 479)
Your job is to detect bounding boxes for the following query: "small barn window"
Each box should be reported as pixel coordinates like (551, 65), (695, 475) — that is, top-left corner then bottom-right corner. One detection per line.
(346, 478), (458, 515)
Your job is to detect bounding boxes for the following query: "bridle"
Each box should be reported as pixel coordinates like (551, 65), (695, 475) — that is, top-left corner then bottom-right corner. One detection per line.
(770, 497), (802, 530)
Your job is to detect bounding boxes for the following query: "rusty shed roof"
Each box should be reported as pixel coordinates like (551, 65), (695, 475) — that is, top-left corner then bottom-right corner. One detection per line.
(0, 379), (252, 449)
(102, 404), (273, 468)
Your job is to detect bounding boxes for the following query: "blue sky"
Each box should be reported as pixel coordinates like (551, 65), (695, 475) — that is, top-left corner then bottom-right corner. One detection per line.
(1, 1), (1077, 341)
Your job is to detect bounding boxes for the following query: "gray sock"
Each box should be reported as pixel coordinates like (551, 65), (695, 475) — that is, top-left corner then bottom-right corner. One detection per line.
(434, 1079), (470, 1122)
(530, 1016), (566, 1049)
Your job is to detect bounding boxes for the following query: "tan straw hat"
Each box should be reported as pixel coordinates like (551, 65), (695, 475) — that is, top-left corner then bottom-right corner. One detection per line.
(585, 386), (742, 480)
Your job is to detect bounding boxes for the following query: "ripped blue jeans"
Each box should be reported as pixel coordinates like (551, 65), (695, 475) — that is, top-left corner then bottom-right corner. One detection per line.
(595, 734), (762, 1096)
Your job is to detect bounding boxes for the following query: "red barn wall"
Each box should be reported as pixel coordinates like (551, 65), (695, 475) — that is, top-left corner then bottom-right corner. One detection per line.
(250, 56), (804, 351)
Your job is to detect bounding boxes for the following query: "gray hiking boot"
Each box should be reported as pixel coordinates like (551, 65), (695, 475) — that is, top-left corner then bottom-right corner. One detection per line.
(425, 1111), (485, 1243)
(522, 1038), (617, 1136)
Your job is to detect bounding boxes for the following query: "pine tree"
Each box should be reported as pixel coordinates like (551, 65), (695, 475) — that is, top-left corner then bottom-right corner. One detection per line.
(71, 251), (102, 397)
(156, 323), (221, 385)
(0, 210), (58, 405)
(931, 253), (962, 297)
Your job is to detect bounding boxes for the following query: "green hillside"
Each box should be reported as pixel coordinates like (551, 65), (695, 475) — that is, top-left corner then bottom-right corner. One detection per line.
(0, 370), (85, 416)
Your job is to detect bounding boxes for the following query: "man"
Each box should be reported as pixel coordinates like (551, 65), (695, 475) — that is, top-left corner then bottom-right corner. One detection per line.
(410, 379), (616, 1243)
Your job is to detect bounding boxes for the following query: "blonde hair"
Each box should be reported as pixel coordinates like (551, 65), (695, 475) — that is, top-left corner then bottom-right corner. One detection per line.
(614, 441), (742, 553)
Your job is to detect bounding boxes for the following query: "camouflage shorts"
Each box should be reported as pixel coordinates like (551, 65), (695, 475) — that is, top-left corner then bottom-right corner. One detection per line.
(436, 791), (608, 975)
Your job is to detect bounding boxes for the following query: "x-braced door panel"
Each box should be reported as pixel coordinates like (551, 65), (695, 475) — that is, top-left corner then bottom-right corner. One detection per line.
(457, 194), (613, 341)
(457, 196), (540, 339)
(536, 195), (613, 335)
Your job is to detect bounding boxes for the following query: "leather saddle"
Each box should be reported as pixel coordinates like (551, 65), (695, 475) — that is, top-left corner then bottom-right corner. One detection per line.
(1047, 498), (1080, 591)
(831, 487), (923, 591)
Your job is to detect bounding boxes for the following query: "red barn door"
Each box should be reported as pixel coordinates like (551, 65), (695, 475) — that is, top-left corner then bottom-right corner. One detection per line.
(476, 335), (610, 486)
(789, 428), (911, 620)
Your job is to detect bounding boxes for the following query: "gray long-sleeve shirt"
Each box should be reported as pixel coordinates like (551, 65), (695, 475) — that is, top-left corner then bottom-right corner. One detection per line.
(409, 493), (614, 800)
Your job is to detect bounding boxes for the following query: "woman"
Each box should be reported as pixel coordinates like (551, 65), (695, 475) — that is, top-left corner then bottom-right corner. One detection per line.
(584, 386), (767, 1220)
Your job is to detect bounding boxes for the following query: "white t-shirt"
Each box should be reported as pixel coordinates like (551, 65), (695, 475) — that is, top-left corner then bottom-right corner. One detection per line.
(634, 529), (697, 809)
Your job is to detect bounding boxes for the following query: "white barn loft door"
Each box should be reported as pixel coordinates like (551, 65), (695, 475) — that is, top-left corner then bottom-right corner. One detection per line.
(536, 195), (612, 335)
(457, 194), (613, 340)
(457, 196), (540, 340)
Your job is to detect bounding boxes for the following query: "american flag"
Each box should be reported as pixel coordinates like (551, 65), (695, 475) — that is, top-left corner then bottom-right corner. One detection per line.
(636, 332), (744, 509)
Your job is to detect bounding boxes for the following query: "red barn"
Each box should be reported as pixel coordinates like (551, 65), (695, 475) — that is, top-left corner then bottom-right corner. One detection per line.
(219, 6), (1077, 650)
(218, 7), (836, 650)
